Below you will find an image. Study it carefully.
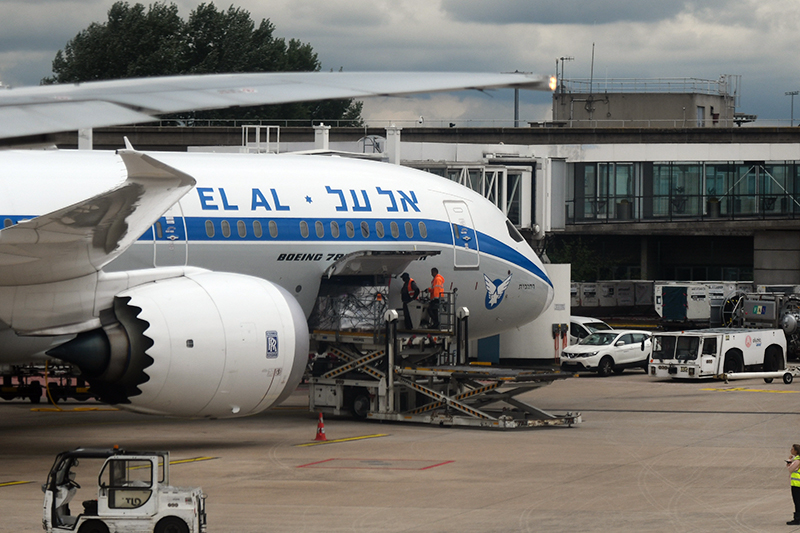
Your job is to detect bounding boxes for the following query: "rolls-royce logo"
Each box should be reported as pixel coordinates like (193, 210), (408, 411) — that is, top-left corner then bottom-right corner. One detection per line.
(266, 331), (279, 358)
(484, 273), (512, 310)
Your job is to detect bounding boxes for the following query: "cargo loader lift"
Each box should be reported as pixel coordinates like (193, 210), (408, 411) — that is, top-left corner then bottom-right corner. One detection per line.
(308, 309), (581, 429)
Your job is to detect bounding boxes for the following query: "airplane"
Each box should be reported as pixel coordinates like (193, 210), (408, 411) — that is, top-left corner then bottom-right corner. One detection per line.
(0, 71), (555, 418)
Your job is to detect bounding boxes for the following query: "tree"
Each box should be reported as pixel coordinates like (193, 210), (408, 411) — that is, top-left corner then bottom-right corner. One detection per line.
(44, 2), (362, 125)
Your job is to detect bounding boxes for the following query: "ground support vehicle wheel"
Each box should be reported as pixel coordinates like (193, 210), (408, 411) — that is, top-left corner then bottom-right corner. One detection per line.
(350, 389), (371, 420)
(77, 520), (109, 533)
(155, 516), (189, 533)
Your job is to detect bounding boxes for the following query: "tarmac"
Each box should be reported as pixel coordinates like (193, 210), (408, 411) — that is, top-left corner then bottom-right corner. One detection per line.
(2, 370), (800, 532)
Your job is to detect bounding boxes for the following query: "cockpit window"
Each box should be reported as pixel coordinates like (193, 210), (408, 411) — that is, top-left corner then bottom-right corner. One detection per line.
(506, 220), (524, 242)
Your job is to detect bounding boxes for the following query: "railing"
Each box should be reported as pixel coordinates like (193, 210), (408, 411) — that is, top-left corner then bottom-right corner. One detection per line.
(148, 118), (800, 129)
(559, 76), (739, 96)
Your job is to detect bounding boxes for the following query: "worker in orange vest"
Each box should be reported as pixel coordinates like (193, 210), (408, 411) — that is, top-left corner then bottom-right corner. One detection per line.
(400, 272), (420, 330)
(427, 267), (445, 329)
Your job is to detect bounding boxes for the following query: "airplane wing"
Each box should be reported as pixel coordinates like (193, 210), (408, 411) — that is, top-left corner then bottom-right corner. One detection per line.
(0, 71), (551, 139)
(0, 151), (195, 286)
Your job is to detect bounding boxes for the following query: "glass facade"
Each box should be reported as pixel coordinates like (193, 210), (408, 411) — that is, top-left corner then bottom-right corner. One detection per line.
(567, 161), (800, 223)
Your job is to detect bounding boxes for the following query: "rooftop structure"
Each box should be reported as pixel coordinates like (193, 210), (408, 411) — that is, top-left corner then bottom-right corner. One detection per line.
(552, 75), (751, 128)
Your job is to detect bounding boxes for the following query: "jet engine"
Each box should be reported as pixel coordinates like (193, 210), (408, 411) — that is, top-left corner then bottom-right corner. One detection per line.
(48, 271), (309, 418)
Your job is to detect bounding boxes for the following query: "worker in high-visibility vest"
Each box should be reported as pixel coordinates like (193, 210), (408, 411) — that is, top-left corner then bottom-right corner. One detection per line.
(400, 272), (420, 330)
(427, 267), (445, 329)
(788, 444), (800, 525)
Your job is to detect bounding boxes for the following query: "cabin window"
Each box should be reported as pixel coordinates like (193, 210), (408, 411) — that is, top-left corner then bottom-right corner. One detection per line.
(205, 220), (215, 238)
(360, 221), (370, 238)
(330, 221), (340, 238)
(405, 221), (413, 238)
(221, 220), (231, 238)
(155, 221), (163, 239)
(253, 220), (263, 238)
(390, 221), (400, 238)
(300, 221), (309, 238)
(346, 221), (355, 238)
(4, 218), (12, 228)
(237, 220), (246, 238)
(418, 221), (427, 239)
(269, 220), (278, 238)
(315, 221), (325, 238)
(376, 221), (385, 238)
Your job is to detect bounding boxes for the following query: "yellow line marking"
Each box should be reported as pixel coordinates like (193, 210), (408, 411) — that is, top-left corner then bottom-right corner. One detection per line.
(702, 387), (800, 394)
(295, 434), (389, 447)
(169, 456), (219, 465)
(0, 481), (32, 488)
(31, 407), (119, 412)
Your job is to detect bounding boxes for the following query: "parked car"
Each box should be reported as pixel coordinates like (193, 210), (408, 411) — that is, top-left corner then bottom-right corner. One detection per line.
(569, 316), (612, 345)
(561, 330), (652, 376)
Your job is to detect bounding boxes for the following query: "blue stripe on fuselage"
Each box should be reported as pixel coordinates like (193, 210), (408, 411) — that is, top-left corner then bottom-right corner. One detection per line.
(146, 215), (553, 288)
(1, 214), (552, 288)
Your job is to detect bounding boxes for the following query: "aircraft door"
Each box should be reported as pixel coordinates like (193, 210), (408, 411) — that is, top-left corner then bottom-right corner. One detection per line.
(444, 200), (480, 268)
(153, 201), (188, 267)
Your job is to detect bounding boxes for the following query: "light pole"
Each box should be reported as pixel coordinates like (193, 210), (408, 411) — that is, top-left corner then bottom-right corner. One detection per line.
(786, 91), (799, 126)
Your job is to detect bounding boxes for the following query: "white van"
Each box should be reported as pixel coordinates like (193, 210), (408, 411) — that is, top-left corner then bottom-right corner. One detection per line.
(569, 316), (612, 345)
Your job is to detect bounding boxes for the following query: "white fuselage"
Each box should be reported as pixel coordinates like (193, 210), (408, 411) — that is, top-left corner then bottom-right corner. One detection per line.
(0, 150), (553, 362)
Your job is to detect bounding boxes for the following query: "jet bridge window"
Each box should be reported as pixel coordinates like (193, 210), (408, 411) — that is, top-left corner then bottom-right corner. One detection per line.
(300, 221), (309, 238)
(221, 220), (231, 238)
(269, 220), (278, 238)
(390, 221), (400, 238)
(346, 221), (355, 238)
(376, 221), (385, 238)
(253, 220), (263, 238)
(330, 221), (340, 238)
(205, 220), (215, 238)
(237, 220), (246, 238)
(405, 221), (414, 238)
(315, 221), (324, 238)
(360, 221), (370, 238)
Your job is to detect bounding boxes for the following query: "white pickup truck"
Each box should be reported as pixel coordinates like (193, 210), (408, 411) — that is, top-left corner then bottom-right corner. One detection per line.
(649, 328), (786, 380)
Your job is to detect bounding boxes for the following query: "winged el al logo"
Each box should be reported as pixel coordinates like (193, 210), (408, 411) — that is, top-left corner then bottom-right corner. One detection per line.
(484, 273), (512, 310)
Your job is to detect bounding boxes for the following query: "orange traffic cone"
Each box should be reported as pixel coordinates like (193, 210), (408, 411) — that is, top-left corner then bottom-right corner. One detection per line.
(314, 412), (327, 441)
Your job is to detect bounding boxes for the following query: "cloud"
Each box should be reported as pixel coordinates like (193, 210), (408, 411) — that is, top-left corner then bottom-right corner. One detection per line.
(0, 0), (798, 120)
(439, 0), (746, 25)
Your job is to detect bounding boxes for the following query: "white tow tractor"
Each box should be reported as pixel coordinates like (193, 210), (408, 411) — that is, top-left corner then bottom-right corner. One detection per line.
(649, 328), (787, 382)
(43, 447), (206, 533)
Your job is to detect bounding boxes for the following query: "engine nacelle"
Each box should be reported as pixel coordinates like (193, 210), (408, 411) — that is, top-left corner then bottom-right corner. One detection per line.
(49, 271), (308, 418)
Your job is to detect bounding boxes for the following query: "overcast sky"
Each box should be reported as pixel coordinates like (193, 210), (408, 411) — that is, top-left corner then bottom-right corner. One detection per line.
(1, 0), (798, 126)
